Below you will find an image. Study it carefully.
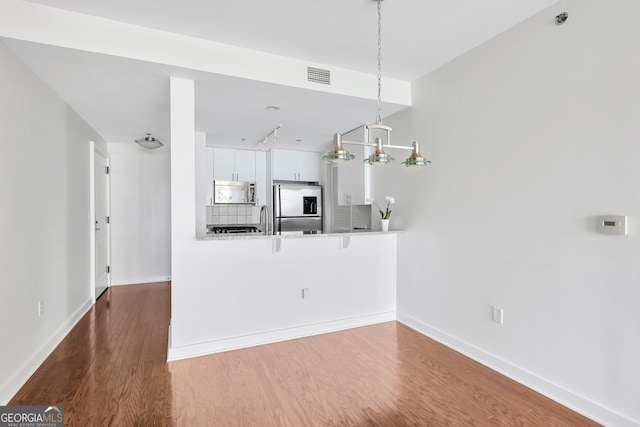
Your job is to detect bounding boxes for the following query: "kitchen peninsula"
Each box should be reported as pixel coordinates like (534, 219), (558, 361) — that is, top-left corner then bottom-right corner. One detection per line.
(169, 230), (398, 361)
(169, 78), (398, 361)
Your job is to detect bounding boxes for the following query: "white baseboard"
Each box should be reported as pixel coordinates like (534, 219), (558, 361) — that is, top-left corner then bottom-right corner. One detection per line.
(397, 312), (638, 427)
(110, 275), (171, 286)
(0, 298), (93, 405)
(168, 311), (396, 362)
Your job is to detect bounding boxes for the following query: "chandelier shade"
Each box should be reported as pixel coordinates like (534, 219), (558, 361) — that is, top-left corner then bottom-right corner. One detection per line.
(322, 133), (355, 163)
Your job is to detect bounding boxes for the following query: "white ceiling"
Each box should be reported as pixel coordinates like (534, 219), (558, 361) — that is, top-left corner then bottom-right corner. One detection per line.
(22, 0), (559, 81)
(5, 0), (559, 151)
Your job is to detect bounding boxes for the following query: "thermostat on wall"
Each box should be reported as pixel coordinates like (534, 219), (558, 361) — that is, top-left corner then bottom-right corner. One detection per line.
(597, 215), (627, 235)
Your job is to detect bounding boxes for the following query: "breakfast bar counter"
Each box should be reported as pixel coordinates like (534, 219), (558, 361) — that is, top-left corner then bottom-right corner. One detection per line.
(169, 231), (399, 361)
(197, 229), (401, 241)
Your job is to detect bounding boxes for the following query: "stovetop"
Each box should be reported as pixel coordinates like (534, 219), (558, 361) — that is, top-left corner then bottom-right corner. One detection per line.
(209, 225), (260, 234)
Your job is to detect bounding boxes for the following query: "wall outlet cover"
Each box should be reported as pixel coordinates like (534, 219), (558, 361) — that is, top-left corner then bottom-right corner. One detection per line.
(492, 306), (503, 324)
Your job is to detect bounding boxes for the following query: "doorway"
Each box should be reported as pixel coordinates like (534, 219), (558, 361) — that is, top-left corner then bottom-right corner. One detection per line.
(91, 142), (110, 300)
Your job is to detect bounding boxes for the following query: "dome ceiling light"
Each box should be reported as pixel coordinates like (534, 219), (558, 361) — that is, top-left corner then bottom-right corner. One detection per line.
(134, 133), (164, 149)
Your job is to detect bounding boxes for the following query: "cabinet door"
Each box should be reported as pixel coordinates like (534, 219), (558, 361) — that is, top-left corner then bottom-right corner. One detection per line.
(213, 148), (236, 181)
(234, 149), (256, 182)
(297, 151), (321, 183)
(272, 149), (299, 181)
(205, 147), (215, 205)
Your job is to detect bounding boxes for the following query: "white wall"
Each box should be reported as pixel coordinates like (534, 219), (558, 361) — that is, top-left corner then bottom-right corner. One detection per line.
(108, 142), (171, 285)
(0, 41), (107, 404)
(376, 1), (640, 425)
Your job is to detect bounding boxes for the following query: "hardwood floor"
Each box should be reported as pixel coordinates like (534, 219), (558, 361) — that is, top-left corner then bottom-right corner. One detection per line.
(11, 283), (600, 426)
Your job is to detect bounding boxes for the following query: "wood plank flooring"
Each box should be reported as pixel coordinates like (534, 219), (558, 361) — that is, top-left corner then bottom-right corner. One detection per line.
(10, 283), (600, 426)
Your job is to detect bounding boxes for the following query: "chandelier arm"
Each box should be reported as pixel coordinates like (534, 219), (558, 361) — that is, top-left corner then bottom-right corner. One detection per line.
(378, 144), (413, 151)
(340, 139), (414, 151)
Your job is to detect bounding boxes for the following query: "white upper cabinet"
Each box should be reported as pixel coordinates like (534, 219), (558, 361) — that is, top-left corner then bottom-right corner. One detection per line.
(212, 148), (234, 181)
(234, 149), (256, 181)
(297, 151), (321, 182)
(213, 147), (256, 182)
(272, 149), (298, 181)
(272, 149), (320, 182)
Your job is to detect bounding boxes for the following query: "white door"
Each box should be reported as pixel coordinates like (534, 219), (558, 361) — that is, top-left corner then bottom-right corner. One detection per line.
(95, 150), (110, 299)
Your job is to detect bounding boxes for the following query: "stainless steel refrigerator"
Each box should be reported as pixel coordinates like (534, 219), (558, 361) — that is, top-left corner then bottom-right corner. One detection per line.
(273, 184), (323, 234)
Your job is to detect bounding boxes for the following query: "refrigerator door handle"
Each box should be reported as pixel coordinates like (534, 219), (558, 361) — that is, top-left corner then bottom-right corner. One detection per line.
(273, 185), (282, 231)
(277, 186), (281, 217)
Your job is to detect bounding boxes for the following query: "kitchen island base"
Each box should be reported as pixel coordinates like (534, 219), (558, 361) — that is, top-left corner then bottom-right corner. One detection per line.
(168, 233), (397, 361)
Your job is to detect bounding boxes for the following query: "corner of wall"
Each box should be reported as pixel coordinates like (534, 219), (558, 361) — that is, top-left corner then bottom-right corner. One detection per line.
(397, 313), (638, 427)
(0, 299), (93, 405)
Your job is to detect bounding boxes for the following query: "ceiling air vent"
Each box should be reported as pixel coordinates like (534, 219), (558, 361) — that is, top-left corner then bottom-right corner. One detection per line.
(307, 67), (330, 85)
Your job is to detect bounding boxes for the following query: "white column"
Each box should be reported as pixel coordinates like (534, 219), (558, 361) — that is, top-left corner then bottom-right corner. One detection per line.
(169, 77), (195, 336)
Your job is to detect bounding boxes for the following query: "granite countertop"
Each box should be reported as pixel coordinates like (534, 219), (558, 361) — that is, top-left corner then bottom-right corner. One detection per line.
(198, 229), (401, 241)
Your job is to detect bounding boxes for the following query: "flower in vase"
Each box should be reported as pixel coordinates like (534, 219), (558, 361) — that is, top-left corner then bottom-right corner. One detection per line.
(372, 196), (395, 219)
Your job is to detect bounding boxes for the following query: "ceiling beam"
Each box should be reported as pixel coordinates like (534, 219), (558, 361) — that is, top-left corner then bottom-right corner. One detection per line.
(0, 0), (411, 106)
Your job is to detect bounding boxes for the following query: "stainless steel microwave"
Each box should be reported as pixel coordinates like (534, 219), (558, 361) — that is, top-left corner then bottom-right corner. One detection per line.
(214, 181), (256, 205)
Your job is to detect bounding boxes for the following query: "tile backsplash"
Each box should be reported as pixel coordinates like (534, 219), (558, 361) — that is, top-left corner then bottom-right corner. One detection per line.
(207, 205), (260, 225)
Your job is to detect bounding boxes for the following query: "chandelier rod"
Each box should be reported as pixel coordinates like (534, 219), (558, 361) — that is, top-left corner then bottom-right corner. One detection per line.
(375, 0), (383, 125)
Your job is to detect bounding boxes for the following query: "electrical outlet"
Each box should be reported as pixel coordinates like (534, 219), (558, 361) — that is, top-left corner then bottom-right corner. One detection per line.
(492, 306), (503, 324)
(38, 301), (44, 317)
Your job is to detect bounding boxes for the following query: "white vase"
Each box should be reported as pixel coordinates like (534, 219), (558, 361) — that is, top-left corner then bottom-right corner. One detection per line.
(380, 219), (389, 232)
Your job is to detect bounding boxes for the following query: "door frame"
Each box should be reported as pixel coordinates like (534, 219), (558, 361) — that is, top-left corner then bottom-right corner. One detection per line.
(89, 141), (111, 302)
